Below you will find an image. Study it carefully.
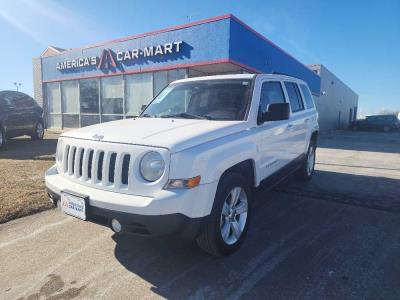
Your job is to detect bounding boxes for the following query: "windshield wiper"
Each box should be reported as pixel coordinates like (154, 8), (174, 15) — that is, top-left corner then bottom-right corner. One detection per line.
(160, 113), (207, 120)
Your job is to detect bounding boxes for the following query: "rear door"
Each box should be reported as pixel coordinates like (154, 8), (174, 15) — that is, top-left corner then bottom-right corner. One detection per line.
(7, 93), (31, 132)
(283, 81), (308, 159)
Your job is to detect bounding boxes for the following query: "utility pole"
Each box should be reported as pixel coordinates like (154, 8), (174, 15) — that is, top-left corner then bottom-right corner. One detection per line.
(14, 82), (22, 92)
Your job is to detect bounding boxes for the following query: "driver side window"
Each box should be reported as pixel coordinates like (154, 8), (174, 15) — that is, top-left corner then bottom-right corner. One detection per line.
(259, 81), (286, 113)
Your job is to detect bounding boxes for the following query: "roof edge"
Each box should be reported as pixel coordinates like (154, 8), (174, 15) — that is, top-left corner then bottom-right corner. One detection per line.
(41, 14), (233, 58)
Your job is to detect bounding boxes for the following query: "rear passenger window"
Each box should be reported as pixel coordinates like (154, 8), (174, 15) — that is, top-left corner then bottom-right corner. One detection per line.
(284, 82), (304, 113)
(300, 84), (315, 109)
(259, 81), (285, 112)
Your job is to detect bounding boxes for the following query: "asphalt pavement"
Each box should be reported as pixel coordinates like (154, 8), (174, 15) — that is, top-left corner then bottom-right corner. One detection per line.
(1, 131), (399, 300)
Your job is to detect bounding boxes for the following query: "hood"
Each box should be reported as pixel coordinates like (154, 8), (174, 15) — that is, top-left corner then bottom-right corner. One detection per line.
(61, 118), (248, 153)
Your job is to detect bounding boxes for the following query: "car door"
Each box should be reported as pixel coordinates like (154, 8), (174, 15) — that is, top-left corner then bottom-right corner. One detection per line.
(7, 93), (30, 133)
(1, 93), (22, 136)
(254, 79), (292, 180)
(283, 81), (308, 159)
(20, 95), (39, 132)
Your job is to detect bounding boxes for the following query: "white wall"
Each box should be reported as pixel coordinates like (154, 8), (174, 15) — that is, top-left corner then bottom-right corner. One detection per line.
(310, 65), (358, 131)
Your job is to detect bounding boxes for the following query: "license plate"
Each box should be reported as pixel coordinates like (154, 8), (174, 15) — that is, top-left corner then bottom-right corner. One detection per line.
(61, 192), (87, 220)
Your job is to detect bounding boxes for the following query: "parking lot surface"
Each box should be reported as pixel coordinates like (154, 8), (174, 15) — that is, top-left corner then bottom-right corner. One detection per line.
(0, 131), (399, 299)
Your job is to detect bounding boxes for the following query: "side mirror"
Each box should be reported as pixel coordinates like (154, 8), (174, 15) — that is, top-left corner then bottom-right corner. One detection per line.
(262, 103), (290, 122)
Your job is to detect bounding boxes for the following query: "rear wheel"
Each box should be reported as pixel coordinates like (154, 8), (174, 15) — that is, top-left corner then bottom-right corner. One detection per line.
(297, 140), (316, 181)
(0, 125), (6, 151)
(196, 172), (252, 256)
(31, 120), (44, 140)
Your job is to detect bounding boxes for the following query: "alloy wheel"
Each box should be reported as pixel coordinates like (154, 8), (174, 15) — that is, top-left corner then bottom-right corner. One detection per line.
(307, 145), (316, 176)
(36, 123), (44, 139)
(220, 186), (248, 245)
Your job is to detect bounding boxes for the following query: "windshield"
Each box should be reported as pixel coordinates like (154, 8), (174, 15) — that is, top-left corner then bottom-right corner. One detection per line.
(141, 79), (253, 121)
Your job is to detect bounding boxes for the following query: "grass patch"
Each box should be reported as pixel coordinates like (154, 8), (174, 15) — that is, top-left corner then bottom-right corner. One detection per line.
(0, 132), (59, 223)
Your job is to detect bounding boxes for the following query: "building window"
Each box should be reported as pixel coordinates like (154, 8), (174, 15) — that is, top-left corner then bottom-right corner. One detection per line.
(63, 115), (80, 128)
(46, 82), (61, 128)
(102, 115), (124, 123)
(101, 76), (124, 115)
(126, 73), (153, 117)
(167, 69), (187, 83)
(80, 79), (99, 114)
(81, 115), (100, 127)
(153, 71), (168, 97)
(46, 82), (61, 113)
(61, 80), (79, 128)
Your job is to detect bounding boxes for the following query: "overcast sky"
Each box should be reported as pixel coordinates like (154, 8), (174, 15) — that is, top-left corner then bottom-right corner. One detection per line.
(0, 0), (399, 116)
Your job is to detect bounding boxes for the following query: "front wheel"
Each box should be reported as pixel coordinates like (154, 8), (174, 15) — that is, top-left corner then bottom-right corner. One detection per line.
(31, 120), (44, 140)
(196, 172), (252, 256)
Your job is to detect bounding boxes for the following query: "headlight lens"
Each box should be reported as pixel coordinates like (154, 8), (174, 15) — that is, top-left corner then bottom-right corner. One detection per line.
(140, 151), (165, 182)
(56, 139), (63, 162)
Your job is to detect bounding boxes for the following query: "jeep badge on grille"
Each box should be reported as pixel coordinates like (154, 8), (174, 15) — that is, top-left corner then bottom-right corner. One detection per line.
(92, 134), (104, 141)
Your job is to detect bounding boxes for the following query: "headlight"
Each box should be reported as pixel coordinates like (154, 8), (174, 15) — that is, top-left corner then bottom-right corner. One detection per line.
(56, 139), (64, 162)
(140, 151), (165, 182)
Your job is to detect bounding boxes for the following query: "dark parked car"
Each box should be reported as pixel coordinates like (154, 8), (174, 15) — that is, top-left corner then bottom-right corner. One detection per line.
(0, 90), (44, 150)
(350, 114), (400, 132)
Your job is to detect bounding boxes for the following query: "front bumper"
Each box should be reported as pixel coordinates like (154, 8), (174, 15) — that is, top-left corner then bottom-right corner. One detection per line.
(45, 165), (217, 237)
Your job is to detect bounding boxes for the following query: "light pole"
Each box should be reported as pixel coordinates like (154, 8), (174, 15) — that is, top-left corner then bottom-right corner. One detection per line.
(13, 82), (22, 92)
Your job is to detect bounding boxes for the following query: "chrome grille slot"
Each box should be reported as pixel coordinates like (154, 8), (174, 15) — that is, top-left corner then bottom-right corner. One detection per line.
(78, 149), (84, 177)
(87, 150), (94, 180)
(63, 145), (70, 173)
(97, 151), (104, 181)
(69, 146), (76, 176)
(109, 153), (117, 183)
(121, 154), (130, 185)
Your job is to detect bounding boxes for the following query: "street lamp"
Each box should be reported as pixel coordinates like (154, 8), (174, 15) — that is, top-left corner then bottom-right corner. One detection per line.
(13, 82), (22, 92)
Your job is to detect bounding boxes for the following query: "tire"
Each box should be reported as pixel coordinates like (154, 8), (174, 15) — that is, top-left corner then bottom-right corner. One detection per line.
(31, 120), (45, 140)
(296, 139), (316, 181)
(0, 125), (6, 151)
(196, 172), (252, 256)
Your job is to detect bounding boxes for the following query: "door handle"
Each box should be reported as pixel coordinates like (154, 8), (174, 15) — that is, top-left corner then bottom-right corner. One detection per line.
(305, 118), (310, 122)
(286, 124), (294, 130)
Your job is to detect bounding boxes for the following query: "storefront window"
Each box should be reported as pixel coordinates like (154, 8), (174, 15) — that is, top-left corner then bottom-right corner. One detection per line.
(80, 79), (99, 114)
(101, 76), (124, 114)
(126, 73), (153, 116)
(61, 80), (79, 113)
(168, 69), (187, 83)
(81, 115), (100, 127)
(153, 71), (168, 97)
(63, 115), (80, 128)
(47, 115), (62, 128)
(102, 115), (123, 123)
(46, 82), (61, 113)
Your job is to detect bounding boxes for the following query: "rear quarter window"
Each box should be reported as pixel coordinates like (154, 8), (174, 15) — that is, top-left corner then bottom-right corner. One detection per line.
(300, 84), (315, 109)
(284, 82), (304, 113)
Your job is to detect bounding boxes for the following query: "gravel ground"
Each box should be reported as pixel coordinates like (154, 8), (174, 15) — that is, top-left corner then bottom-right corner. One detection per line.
(0, 131), (59, 223)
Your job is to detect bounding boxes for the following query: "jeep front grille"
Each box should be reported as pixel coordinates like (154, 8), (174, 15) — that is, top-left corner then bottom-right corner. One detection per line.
(58, 138), (169, 196)
(62, 145), (131, 189)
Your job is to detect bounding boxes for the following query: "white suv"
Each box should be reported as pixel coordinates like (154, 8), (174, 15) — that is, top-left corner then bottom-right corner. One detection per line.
(45, 74), (319, 256)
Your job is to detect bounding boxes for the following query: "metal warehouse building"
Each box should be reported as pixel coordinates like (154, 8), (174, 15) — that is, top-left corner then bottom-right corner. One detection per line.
(32, 14), (358, 131)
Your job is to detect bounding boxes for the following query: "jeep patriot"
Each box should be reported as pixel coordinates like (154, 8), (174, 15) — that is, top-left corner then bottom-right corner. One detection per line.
(45, 74), (319, 256)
